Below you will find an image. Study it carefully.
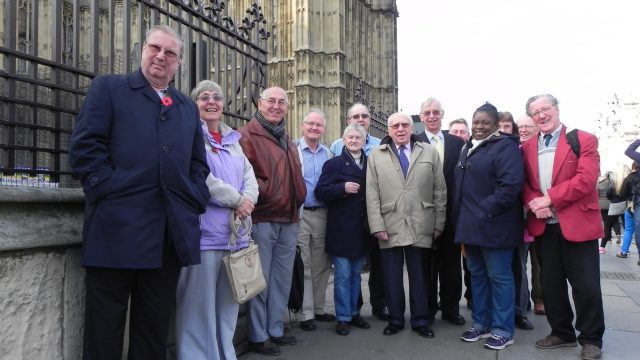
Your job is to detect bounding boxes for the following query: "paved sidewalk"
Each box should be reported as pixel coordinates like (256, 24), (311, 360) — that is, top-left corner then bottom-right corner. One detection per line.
(239, 240), (640, 360)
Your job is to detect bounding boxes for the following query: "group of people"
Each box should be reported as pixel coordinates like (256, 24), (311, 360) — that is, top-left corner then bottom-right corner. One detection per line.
(596, 155), (640, 259)
(66, 24), (639, 360)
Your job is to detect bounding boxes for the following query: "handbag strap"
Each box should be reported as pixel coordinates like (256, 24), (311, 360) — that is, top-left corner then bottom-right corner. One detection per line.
(228, 211), (252, 251)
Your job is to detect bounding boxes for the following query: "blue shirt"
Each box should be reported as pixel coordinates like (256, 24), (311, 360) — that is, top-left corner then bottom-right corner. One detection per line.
(330, 133), (382, 157)
(298, 138), (330, 207)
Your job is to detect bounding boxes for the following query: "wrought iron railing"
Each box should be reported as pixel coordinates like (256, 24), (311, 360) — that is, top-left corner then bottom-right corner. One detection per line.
(0, 0), (270, 188)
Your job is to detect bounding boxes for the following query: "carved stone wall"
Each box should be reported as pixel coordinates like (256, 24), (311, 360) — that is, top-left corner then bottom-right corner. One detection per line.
(256, 0), (398, 141)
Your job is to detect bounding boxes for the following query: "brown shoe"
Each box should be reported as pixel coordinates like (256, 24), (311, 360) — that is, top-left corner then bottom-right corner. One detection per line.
(580, 344), (602, 359)
(535, 335), (577, 349)
(534, 303), (546, 315)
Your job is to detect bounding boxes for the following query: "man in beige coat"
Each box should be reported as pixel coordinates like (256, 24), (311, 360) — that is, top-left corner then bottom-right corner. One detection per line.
(366, 113), (447, 338)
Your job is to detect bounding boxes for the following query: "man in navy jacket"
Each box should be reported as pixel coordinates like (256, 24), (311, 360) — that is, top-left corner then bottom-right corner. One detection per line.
(70, 25), (209, 359)
(415, 98), (466, 326)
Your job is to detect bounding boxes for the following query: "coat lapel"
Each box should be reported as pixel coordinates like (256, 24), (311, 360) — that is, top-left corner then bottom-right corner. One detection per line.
(552, 126), (570, 185)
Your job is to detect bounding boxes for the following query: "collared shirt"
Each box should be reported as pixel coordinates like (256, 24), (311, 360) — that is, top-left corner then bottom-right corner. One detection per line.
(298, 137), (330, 207)
(395, 142), (411, 160)
(330, 133), (381, 157)
(426, 130), (445, 161)
(537, 124), (563, 224)
(425, 130), (445, 144)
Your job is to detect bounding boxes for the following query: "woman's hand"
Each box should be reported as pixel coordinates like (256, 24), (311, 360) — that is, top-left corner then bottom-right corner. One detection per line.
(235, 196), (254, 219)
(344, 181), (360, 194)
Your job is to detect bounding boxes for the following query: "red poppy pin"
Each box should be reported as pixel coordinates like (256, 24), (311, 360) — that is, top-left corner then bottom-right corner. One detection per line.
(161, 96), (173, 107)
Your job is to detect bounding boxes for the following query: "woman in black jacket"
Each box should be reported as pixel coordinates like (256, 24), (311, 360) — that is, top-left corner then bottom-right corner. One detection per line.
(315, 124), (370, 336)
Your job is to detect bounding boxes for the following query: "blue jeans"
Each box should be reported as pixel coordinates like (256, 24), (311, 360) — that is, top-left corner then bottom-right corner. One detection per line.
(621, 209), (635, 254)
(333, 256), (365, 322)
(465, 245), (515, 338)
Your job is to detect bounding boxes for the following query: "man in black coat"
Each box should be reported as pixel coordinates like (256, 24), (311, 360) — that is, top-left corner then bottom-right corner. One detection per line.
(70, 25), (210, 359)
(415, 98), (466, 326)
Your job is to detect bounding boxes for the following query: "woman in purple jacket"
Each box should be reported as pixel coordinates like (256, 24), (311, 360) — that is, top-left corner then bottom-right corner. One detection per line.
(176, 80), (258, 360)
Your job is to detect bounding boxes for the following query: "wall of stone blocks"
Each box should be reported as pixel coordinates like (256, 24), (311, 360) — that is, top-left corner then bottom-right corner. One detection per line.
(0, 187), (250, 359)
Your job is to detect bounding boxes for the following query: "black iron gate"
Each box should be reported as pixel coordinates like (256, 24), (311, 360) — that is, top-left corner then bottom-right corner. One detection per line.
(0, 0), (270, 188)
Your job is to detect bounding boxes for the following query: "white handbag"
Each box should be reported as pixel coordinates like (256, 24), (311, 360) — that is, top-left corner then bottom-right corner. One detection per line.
(222, 214), (266, 304)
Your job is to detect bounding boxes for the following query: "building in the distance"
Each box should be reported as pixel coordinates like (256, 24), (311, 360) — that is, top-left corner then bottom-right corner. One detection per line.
(595, 93), (640, 172)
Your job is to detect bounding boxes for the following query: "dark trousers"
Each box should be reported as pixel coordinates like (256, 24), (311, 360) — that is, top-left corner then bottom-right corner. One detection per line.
(83, 247), (181, 360)
(535, 224), (605, 348)
(380, 245), (429, 328)
(601, 214), (624, 247)
(358, 236), (386, 312)
(426, 233), (462, 320)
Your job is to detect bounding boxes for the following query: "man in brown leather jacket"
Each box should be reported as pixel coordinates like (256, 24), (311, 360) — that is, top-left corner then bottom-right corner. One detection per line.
(239, 86), (307, 356)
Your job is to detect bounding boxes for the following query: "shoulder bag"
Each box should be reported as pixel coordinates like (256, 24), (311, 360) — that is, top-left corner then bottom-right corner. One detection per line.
(223, 213), (266, 304)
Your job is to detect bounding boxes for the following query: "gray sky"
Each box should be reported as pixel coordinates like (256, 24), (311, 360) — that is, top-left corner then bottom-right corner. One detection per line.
(397, 0), (640, 132)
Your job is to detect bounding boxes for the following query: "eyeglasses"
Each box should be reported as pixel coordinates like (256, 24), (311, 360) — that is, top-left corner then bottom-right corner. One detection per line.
(530, 106), (554, 118)
(145, 43), (179, 61)
(421, 110), (442, 116)
(450, 129), (468, 135)
(198, 95), (224, 102)
(389, 122), (411, 130)
(262, 98), (288, 107)
(351, 113), (370, 119)
(303, 121), (325, 128)
(519, 125), (537, 130)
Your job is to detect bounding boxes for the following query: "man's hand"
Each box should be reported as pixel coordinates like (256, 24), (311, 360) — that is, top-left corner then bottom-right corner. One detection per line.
(433, 229), (442, 240)
(235, 197), (254, 219)
(534, 207), (554, 219)
(373, 231), (389, 241)
(528, 195), (551, 212)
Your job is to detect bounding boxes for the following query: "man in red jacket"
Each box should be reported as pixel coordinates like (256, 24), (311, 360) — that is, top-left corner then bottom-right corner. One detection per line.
(521, 94), (605, 360)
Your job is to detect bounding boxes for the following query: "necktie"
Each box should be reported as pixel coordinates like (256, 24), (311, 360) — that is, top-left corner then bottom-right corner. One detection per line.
(543, 134), (552, 147)
(432, 136), (444, 162)
(398, 145), (409, 177)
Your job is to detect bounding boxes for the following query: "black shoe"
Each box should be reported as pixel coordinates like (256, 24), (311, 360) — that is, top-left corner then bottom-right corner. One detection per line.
(314, 313), (336, 322)
(515, 316), (534, 330)
(299, 319), (316, 331)
(383, 323), (404, 335)
(350, 315), (371, 329)
(412, 325), (435, 338)
(270, 335), (296, 346)
(372, 307), (390, 321)
(336, 321), (350, 336)
(249, 340), (281, 356)
(442, 313), (466, 325)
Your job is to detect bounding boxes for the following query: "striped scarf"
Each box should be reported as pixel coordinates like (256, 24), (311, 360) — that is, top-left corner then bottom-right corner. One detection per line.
(255, 111), (287, 150)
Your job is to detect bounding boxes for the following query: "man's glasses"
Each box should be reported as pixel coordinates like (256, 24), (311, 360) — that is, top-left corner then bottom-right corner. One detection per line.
(303, 121), (325, 128)
(530, 106), (554, 118)
(389, 122), (411, 130)
(198, 95), (224, 102)
(262, 98), (289, 107)
(145, 43), (179, 61)
(421, 110), (441, 116)
(351, 113), (370, 119)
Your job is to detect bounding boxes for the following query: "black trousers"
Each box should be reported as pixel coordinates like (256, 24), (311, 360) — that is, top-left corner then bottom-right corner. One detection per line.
(380, 245), (430, 328)
(535, 224), (605, 348)
(83, 244), (181, 360)
(358, 235), (387, 312)
(426, 232), (462, 320)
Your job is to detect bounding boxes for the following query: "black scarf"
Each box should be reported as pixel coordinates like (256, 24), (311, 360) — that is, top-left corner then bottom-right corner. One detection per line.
(255, 111), (287, 150)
